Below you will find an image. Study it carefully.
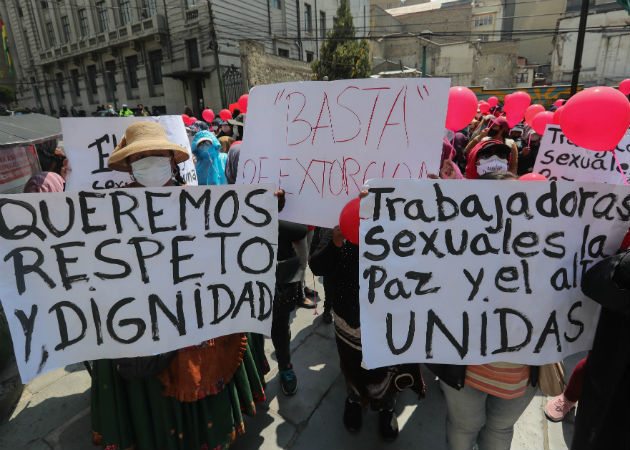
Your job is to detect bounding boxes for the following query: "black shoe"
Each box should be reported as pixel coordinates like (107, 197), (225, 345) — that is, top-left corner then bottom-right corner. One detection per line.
(379, 409), (399, 442)
(343, 398), (362, 432)
(304, 287), (319, 299)
(279, 364), (297, 396)
(322, 309), (333, 324)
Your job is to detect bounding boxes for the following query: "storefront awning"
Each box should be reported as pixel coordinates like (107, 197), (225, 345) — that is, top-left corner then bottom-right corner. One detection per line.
(0, 114), (62, 148)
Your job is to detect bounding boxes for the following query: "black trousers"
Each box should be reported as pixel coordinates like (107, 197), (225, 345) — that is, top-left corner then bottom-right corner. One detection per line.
(271, 282), (300, 368)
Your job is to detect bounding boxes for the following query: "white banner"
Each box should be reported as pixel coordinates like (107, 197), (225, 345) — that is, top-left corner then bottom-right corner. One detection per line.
(237, 78), (450, 227)
(0, 184), (277, 382)
(358, 178), (630, 369)
(62, 116), (198, 190)
(534, 125), (630, 184)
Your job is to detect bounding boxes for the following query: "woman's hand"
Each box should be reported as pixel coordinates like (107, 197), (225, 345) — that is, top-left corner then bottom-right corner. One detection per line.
(332, 225), (344, 248)
(274, 189), (286, 212)
(359, 190), (369, 199)
(60, 158), (71, 181)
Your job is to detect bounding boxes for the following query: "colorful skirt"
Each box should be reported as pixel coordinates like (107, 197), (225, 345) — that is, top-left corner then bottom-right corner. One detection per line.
(91, 334), (268, 450)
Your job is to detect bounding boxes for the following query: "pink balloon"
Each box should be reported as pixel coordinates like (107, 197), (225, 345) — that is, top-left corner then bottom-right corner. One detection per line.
(532, 111), (555, 135)
(506, 113), (522, 128)
(553, 99), (565, 107)
(552, 106), (564, 125)
(202, 109), (214, 122)
(445, 86), (478, 131)
(620, 79), (630, 96)
(504, 91), (531, 114)
(339, 198), (360, 245)
(487, 96), (499, 108)
(181, 114), (190, 123)
(560, 86), (630, 151)
(219, 109), (232, 121)
(524, 104), (545, 127)
(519, 173), (548, 181)
(479, 101), (490, 114)
(238, 94), (249, 113)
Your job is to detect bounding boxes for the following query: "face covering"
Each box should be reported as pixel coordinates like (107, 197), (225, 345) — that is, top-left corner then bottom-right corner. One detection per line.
(477, 155), (508, 175)
(487, 128), (500, 138)
(131, 156), (172, 187)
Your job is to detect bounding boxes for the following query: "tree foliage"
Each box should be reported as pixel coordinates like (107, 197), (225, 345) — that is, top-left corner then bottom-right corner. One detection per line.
(311, 0), (370, 80)
(0, 85), (15, 105)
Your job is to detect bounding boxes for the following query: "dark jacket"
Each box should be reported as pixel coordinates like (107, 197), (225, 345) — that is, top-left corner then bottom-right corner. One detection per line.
(572, 250), (630, 450)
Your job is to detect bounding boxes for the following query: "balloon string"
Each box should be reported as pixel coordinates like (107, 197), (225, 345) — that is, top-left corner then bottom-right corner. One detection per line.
(312, 273), (318, 316)
(612, 150), (629, 186)
(528, 135), (531, 147)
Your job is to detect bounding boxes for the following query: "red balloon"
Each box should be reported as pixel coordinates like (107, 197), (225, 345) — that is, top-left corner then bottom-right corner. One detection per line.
(504, 91), (531, 114)
(487, 96), (499, 108)
(552, 106), (564, 125)
(479, 101), (490, 114)
(524, 104), (545, 127)
(519, 173), (548, 181)
(560, 86), (630, 151)
(532, 111), (555, 135)
(445, 86), (478, 131)
(620, 79), (630, 96)
(238, 94), (249, 113)
(219, 109), (232, 121)
(202, 109), (214, 122)
(553, 99), (565, 107)
(187, 117), (198, 126)
(339, 198), (361, 245)
(229, 103), (237, 114)
(181, 114), (190, 123)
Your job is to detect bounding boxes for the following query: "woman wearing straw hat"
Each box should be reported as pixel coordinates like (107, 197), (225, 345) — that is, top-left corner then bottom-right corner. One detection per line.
(90, 121), (268, 450)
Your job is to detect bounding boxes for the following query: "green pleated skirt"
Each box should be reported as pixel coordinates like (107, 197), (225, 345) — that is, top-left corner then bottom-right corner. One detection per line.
(91, 333), (268, 450)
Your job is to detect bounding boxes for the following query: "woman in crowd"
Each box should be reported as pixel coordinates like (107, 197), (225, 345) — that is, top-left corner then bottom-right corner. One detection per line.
(90, 121), (267, 450)
(191, 129), (227, 186)
(309, 216), (425, 442)
(465, 117), (518, 175)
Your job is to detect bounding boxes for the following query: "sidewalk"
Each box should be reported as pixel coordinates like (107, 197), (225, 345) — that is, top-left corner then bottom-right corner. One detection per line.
(0, 283), (580, 450)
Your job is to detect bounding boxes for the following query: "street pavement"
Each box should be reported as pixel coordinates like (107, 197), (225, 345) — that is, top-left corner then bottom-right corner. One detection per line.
(0, 275), (581, 450)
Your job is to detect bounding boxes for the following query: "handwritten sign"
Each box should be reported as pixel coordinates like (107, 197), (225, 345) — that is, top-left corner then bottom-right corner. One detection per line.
(534, 125), (630, 184)
(237, 79), (450, 227)
(358, 178), (630, 369)
(0, 184), (277, 382)
(62, 116), (198, 191)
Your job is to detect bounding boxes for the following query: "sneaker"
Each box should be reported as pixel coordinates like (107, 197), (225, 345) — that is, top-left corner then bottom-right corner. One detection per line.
(343, 398), (362, 432)
(279, 364), (297, 396)
(322, 309), (333, 324)
(379, 409), (399, 442)
(545, 393), (576, 422)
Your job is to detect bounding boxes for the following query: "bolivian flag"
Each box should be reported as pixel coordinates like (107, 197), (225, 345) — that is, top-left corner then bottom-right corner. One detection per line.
(0, 17), (14, 76)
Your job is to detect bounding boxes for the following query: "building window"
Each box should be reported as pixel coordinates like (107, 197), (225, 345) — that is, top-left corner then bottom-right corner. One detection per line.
(105, 60), (117, 101)
(41, 1), (48, 9)
(186, 0), (198, 7)
(126, 55), (139, 88)
(86, 65), (98, 94)
(119, 0), (132, 25)
(78, 9), (89, 37)
(278, 48), (289, 58)
(149, 50), (163, 85)
(141, 0), (157, 18)
(186, 39), (200, 69)
(473, 14), (494, 27)
(61, 16), (71, 43)
(271, 0), (281, 9)
(56, 72), (64, 96)
(306, 51), (314, 63)
(319, 11), (326, 39)
(17, 6), (23, 17)
(96, 1), (109, 32)
(517, 72), (528, 83)
(46, 22), (56, 47)
(304, 3), (312, 33)
(70, 69), (80, 97)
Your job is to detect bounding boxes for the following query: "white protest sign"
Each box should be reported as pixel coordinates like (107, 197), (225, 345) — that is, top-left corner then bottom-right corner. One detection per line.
(237, 78), (450, 227)
(358, 178), (630, 369)
(0, 184), (277, 382)
(534, 125), (630, 184)
(62, 116), (198, 190)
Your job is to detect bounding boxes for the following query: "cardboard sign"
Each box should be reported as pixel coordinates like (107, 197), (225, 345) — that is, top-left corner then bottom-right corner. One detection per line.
(237, 78), (450, 227)
(62, 116), (198, 190)
(534, 125), (630, 184)
(0, 184), (277, 382)
(358, 178), (630, 369)
(0, 146), (37, 194)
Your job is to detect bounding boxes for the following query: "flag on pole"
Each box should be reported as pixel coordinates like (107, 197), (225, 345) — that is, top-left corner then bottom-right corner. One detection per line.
(0, 17), (14, 76)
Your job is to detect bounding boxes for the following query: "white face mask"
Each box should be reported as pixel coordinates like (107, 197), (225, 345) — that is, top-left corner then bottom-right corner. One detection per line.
(477, 155), (508, 175)
(131, 156), (172, 187)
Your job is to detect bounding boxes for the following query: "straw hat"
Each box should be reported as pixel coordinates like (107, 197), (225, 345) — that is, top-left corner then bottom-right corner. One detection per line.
(107, 121), (190, 171)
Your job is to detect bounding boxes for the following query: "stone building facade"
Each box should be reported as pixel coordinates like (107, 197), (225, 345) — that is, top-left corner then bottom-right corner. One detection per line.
(0, 0), (369, 117)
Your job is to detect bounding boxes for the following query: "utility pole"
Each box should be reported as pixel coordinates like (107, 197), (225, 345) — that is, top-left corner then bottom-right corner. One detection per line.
(570, 0), (590, 96)
(207, 0), (227, 108)
(295, 0), (302, 60)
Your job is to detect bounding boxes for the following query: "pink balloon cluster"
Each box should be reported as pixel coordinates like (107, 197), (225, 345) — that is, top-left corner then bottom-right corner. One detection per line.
(503, 91), (531, 127)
